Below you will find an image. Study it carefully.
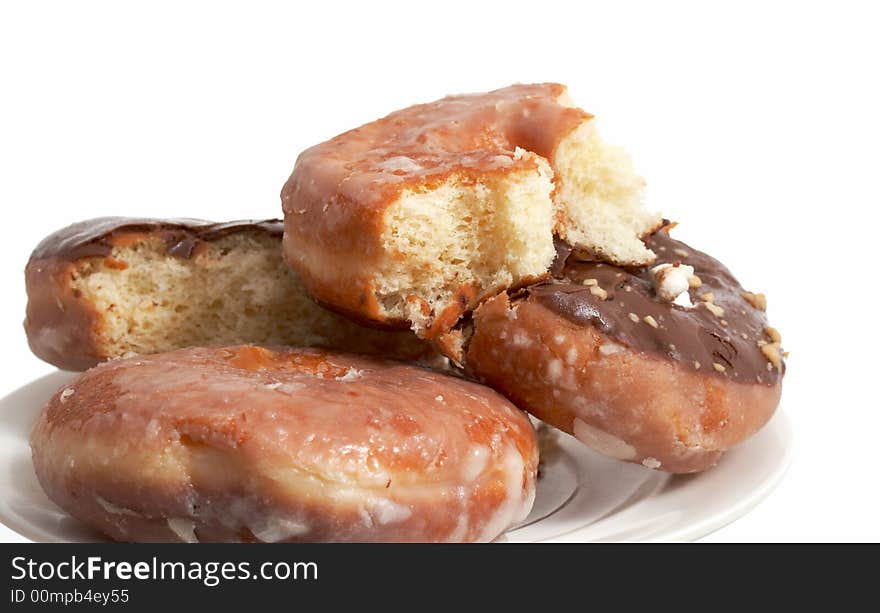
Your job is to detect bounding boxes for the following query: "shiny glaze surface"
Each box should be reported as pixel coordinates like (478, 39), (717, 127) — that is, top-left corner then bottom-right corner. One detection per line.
(30, 217), (283, 261)
(31, 346), (538, 541)
(529, 231), (783, 384)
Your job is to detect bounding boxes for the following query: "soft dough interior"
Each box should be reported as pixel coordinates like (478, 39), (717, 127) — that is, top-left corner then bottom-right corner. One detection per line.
(376, 107), (659, 334)
(378, 157), (557, 334)
(554, 122), (659, 265)
(70, 232), (428, 360)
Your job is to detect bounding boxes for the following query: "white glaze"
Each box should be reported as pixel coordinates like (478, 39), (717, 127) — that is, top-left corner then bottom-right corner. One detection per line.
(598, 342), (624, 355)
(369, 498), (413, 525)
(641, 457), (662, 469)
(249, 516), (310, 542)
(461, 445), (491, 482)
(95, 496), (140, 517)
(167, 518), (198, 543)
(475, 445), (533, 542)
(573, 418), (637, 460)
(335, 367), (364, 382)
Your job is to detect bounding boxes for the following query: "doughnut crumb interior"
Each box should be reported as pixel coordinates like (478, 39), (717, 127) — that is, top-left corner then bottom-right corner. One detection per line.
(25, 219), (433, 370)
(73, 232), (304, 354)
(378, 156), (557, 336)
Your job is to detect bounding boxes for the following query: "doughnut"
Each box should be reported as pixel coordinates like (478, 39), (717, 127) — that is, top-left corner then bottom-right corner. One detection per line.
(282, 83), (661, 339)
(457, 227), (785, 473)
(30, 345), (538, 542)
(25, 218), (436, 371)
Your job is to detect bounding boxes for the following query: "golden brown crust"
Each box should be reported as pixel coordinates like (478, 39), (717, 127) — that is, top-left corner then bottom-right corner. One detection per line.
(24, 218), (439, 370)
(464, 294), (781, 473)
(25, 257), (106, 371)
(281, 83), (588, 327)
(31, 346), (538, 542)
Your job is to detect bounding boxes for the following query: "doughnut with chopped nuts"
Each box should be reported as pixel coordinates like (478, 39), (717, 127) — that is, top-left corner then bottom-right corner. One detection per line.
(447, 227), (784, 473)
(30, 346), (538, 542)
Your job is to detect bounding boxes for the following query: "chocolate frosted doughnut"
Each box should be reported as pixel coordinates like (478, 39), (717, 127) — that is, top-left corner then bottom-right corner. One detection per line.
(461, 229), (784, 473)
(28, 217), (286, 261)
(30, 346), (538, 542)
(25, 218), (436, 371)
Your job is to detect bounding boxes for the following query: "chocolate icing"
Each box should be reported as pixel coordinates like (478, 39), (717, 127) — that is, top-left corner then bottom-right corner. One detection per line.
(529, 231), (783, 385)
(549, 240), (573, 276)
(29, 217), (283, 262)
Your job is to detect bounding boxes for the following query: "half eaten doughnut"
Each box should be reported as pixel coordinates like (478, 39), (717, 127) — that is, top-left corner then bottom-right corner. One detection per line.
(282, 83), (661, 338)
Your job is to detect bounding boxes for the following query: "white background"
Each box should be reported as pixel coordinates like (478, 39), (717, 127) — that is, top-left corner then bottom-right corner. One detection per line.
(1, 1), (877, 541)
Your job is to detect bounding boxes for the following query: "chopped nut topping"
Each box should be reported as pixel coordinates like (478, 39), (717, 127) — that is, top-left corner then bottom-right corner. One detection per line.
(742, 291), (767, 311)
(694, 361), (701, 369)
(720, 319), (729, 327)
(761, 343), (782, 368)
(688, 274), (702, 288)
(757, 327), (783, 368)
(589, 285), (608, 300)
(628, 312), (640, 323)
(700, 292), (715, 302)
(713, 362), (726, 373)
(673, 291), (693, 308)
(643, 315), (659, 328)
(650, 262), (695, 303)
(704, 301), (725, 317)
(582, 278), (598, 287)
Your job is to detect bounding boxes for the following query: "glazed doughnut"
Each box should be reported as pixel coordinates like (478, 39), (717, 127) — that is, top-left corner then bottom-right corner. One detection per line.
(282, 83), (661, 339)
(25, 218), (436, 371)
(458, 228), (785, 473)
(30, 346), (538, 542)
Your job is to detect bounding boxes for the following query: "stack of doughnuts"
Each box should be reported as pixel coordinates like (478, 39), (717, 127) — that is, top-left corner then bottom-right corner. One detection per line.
(25, 83), (785, 542)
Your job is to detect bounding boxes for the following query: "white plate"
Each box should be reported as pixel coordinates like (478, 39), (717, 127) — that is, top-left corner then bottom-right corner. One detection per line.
(0, 371), (793, 543)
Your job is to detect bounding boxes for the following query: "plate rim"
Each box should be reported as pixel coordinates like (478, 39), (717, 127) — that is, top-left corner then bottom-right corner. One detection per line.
(537, 409), (795, 542)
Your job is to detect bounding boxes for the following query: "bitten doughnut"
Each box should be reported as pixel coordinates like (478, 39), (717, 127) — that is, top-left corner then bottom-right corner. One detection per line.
(282, 83), (661, 339)
(30, 346), (538, 542)
(25, 218), (436, 371)
(459, 228), (785, 473)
